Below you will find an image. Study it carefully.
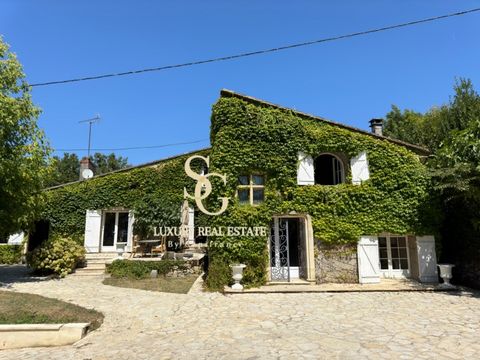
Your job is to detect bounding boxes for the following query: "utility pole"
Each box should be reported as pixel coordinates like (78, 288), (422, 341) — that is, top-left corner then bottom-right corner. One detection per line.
(79, 114), (101, 159)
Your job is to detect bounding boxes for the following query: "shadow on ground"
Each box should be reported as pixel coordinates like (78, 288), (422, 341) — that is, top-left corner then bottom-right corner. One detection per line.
(0, 265), (52, 287)
(436, 286), (480, 299)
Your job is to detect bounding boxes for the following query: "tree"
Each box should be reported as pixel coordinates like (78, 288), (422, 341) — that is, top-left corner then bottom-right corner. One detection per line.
(383, 105), (446, 150)
(0, 37), (50, 236)
(46, 152), (130, 187)
(46, 153), (79, 187)
(91, 153), (129, 175)
(384, 78), (480, 288)
(384, 106), (425, 146)
(383, 78), (480, 152)
(432, 118), (480, 202)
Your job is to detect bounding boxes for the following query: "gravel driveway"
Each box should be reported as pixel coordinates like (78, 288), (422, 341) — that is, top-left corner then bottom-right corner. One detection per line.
(1, 266), (479, 359)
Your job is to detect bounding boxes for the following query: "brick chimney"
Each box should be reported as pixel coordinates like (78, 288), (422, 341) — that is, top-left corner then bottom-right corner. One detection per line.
(79, 157), (95, 180)
(369, 118), (384, 136)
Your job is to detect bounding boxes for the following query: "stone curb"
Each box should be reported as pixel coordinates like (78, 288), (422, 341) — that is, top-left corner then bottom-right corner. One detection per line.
(0, 323), (90, 350)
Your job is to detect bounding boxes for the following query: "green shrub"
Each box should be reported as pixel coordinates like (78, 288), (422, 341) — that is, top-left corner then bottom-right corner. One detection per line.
(0, 245), (23, 264)
(106, 259), (187, 279)
(27, 237), (85, 277)
(204, 258), (232, 291)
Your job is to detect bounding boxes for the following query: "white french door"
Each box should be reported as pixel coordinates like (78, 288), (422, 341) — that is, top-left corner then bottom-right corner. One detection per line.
(101, 211), (130, 252)
(378, 236), (410, 278)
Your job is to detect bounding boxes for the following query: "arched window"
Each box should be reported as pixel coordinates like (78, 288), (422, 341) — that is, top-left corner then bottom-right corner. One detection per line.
(314, 154), (345, 185)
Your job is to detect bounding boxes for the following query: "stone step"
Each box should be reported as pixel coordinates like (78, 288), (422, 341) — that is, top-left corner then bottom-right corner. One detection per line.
(267, 280), (314, 286)
(76, 266), (106, 272)
(72, 267), (106, 276)
(86, 258), (111, 265)
(81, 263), (106, 270)
(85, 252), (117, 259)
(70, 271), (105, 277)
(84, 258), (115, 262)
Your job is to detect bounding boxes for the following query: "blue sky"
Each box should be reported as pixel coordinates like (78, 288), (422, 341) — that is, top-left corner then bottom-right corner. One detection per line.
(2, 1), (480, 165)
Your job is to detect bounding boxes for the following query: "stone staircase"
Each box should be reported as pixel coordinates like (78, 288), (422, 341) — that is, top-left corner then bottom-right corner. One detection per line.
(71, 246), (206, 277)
(71, 253), (117, 277)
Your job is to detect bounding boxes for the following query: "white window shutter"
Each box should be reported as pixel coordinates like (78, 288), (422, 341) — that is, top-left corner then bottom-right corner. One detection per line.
(297, 152), (314, 185)
(416, 235), (438, 283)
(127, 211), (135, 252)
(8, 232), (24, 245)
(357, 236), (380, 284)
(84, 210), (102, 253)
(350, 151), (370, 185)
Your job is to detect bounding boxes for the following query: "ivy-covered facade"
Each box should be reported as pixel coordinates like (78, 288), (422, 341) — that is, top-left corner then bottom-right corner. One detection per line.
(42, 89), (439, 289)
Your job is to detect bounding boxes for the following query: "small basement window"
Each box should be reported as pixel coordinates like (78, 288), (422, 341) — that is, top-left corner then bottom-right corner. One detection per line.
(238, 174), (265, 205)
(314, 154), (345, 185)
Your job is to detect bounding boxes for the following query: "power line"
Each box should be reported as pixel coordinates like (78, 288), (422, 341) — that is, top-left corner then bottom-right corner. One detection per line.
(30, 7), (480, 88)
(53, 138), (209, 152)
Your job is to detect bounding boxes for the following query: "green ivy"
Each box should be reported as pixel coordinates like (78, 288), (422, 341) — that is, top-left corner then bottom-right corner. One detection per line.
(42, 96), (438, 289)
(204, 96), (438, 289)
(43, 152), (209, 241)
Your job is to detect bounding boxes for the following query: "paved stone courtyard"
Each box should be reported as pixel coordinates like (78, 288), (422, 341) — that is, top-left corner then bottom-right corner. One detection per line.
(1, 267), (480, 359)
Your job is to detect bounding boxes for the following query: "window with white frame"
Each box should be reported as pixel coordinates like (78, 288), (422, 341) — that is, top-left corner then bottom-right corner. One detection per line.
(237, 174), (265, 205)
(378, 236), (409, 272)
(102, 211), (130, 249)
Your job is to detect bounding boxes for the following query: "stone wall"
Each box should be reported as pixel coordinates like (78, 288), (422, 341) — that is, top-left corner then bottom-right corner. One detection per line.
(315, 242), (358, 283)
(166, 263), (202, 278)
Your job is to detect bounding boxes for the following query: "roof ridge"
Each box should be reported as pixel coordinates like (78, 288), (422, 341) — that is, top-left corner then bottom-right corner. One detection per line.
(45, 147), (211, 190)
(219, 89), (430, 155)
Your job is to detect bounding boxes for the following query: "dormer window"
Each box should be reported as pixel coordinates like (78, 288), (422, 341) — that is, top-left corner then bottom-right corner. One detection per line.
(314, 154), (345, 185)
(238, 174), (265, 205)
(298, 151), (368, 186)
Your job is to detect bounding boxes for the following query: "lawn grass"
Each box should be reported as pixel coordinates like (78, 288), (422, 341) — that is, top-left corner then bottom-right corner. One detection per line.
(0, 291), (104, 330)
(103, 274), (199, 294)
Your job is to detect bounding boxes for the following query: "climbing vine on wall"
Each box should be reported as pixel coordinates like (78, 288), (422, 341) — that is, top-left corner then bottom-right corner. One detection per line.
(42, 94), (438, 290)
(204, 95), (438, 289)
(42, 151), (209, 241)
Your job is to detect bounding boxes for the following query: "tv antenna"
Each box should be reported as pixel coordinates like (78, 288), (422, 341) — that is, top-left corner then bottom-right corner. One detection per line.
(79, 114), (101, 158)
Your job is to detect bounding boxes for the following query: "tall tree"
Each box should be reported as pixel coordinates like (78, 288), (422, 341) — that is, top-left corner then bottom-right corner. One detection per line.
(91, 153), (129, 174)
(46, 153), (79, 187)
(383, 78), (479, 151)
(431, 81), (480, 201)
(384, 78), (480, 287)
(0, 37), (50, 236)
(383, 105), (446, 150)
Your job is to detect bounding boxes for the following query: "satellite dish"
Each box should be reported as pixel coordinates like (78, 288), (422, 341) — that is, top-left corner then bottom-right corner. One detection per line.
(82, 168), (94, 179)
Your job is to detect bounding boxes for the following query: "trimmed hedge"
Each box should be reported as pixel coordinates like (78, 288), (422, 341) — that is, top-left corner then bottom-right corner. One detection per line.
(0, 245), (23, 264)
(106, 259), (187, 279)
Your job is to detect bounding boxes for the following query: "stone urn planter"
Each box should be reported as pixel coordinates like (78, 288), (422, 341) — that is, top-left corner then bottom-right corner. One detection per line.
(230, 264), (246, 291)
(116, 245), (125, 259)
(437, 264), (455, 288)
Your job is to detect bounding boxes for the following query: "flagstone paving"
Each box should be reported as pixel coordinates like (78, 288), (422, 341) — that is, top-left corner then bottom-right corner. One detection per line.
(1, 268), (480, 359)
